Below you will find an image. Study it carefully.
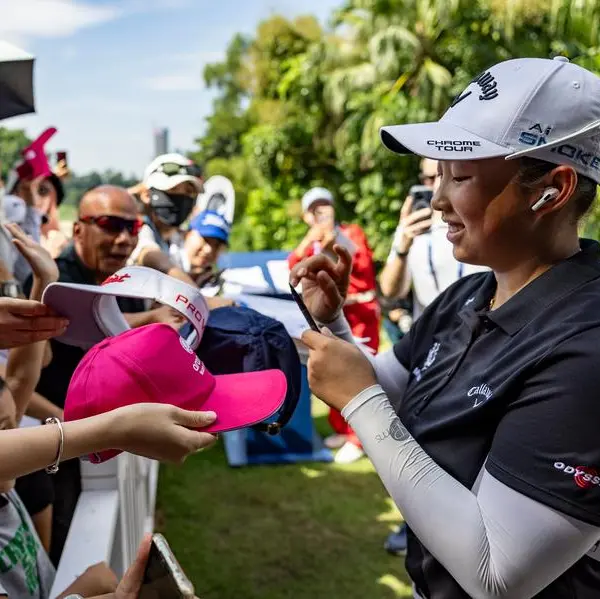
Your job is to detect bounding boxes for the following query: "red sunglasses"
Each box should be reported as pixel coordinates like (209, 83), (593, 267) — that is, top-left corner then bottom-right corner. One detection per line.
(79, 215), (143, 236)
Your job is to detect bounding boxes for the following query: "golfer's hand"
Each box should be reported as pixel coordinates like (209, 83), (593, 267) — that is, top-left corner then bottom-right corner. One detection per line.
(289, 245), (352, 324)
(302, 328), (376, 411)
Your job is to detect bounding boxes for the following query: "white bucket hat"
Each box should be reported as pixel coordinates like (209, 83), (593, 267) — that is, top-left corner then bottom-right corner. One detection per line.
(380, 56), (600, 184)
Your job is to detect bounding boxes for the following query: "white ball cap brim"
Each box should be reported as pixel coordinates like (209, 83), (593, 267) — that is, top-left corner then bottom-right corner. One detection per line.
(380, 122), (511, 160)
(301, 187), (334, 213)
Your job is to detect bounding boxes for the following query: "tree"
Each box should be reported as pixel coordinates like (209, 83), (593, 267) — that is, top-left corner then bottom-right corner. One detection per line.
(62, 171), (139, 206)
(0, 128), (31, 183)
(192, 0), (600, 256)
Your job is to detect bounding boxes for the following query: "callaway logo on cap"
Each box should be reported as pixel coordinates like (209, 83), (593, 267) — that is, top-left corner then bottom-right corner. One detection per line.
(380, 56), (600, 184)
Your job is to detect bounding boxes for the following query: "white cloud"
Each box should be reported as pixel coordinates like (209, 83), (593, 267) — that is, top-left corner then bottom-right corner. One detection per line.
(0, 0), (119, 42)
(124, 0), (194, 12)
(143, 73), (203, 91)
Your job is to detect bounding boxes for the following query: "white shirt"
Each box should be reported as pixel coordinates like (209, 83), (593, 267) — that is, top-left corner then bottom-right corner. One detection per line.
(128, 223), (186, 271)
(387, 223), (488, 319)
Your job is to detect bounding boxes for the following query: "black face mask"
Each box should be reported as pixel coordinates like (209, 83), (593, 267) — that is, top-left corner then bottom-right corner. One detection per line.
(149, 189), (195, 227)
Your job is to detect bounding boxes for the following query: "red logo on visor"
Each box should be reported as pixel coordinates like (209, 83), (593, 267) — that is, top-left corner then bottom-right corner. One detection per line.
(175, 294), (205, 326)
(102, 273), (131, 285)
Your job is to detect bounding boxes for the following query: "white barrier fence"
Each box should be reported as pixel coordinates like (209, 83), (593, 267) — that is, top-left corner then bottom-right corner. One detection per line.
(47, 452), (159, 598)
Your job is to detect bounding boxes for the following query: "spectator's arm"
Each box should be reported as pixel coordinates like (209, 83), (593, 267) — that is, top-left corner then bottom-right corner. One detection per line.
(4, 224), (58, 421)
(137, 247), (194, 283)
(6, 344), (46, 422)
(379, 250), (411, 299)
(124, 311), (155, 329)
(57, 562), (118, 599)
(136, 249), (231, 310)
(25, 391), (63, 422)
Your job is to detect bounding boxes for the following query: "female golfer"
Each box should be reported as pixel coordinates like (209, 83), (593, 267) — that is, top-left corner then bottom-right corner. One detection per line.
(291, 56), (600, 598)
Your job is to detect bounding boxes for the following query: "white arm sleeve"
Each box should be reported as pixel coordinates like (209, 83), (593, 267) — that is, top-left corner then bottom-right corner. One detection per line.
(342, 386), (600, 599)
(321, 313), (409, 405)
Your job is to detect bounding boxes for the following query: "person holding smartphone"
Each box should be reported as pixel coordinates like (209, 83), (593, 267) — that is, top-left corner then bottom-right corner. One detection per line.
(289, 187), (380, 464)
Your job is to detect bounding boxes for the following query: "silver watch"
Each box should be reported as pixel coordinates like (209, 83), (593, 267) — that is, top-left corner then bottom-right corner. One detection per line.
(63, 595), (84, 599)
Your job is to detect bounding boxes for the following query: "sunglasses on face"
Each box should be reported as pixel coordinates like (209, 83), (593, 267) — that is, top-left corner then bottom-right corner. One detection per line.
(79, 215), (143, 236)
(155, 162), (202, 178)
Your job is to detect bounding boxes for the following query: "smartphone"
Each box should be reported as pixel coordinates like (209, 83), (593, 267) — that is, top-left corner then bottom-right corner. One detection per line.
(409, 185), (434, 213)
(139, 534), (195, 599)
(289, 284), (320, 332)
(56, 151), (68, 167)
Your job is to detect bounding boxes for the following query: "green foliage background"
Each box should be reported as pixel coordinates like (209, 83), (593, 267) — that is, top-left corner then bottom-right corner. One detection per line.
(190, 0), (600, 259)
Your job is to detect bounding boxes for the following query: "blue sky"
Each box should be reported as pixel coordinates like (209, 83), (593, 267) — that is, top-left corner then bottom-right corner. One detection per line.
(0, 0), (342, 177)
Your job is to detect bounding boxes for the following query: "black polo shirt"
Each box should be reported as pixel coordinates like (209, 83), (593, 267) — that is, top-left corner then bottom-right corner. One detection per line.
(23, 243), (145, 409)
(393, 239), (600, 599)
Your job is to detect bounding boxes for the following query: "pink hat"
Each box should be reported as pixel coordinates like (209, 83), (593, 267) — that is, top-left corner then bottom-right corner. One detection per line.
(64, 323), (287, 463)
(15, 127), (57, 181)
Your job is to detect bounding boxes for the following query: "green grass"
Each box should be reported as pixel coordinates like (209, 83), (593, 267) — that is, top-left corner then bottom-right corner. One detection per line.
(156, 398), (411, 599)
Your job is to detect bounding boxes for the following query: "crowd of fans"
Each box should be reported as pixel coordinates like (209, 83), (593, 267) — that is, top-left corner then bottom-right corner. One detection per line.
(0, 135), (234, 597)
(0, 112), (445, 595)
(0, 113), (491, 595)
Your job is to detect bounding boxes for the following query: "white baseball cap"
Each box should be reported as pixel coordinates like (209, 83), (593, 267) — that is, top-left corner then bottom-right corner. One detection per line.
(42, 266), (208, 350)
(301, 187), (334, 213)
(143, 153), (203, 193)
(380, 57), (600, 184)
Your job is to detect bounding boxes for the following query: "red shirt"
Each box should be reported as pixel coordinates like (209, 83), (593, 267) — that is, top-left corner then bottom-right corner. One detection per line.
(288, 223), (377, 296)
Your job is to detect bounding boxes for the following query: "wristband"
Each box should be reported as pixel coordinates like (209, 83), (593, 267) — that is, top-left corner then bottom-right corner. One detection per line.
(44, 417), (64, 474)
(394, 249), (409, 258)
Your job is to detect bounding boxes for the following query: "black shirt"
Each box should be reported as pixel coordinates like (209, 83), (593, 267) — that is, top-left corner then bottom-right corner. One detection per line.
(24, 243), (145, 409)
(393, 239), (600, 599)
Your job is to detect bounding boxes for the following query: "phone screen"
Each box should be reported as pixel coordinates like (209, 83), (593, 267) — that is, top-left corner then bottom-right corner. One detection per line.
(139, 536), (194, 599)
(56, 151), (68, 166)
(409, 185), (434, 213)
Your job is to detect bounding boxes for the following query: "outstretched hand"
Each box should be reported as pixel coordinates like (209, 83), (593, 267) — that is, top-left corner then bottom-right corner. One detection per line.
(289, 244), (352, 323)
(0, 298), (68, 349)
(6, 223), (59, 289)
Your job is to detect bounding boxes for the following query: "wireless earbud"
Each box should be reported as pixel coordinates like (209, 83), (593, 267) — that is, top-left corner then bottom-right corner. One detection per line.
(531, 187), (560, 212)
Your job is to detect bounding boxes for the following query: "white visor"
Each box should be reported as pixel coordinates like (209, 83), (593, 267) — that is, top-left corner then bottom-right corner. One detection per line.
(42, 266), (209, 350)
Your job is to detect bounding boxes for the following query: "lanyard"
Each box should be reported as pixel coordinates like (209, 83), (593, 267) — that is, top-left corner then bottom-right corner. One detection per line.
(428, 237), (464, 293)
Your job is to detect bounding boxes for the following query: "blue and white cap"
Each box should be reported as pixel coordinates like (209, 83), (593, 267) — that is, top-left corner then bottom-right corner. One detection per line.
(380, 56), (600, 184)
(190, 210), (230, 244)
(301, 187), (334, 213)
